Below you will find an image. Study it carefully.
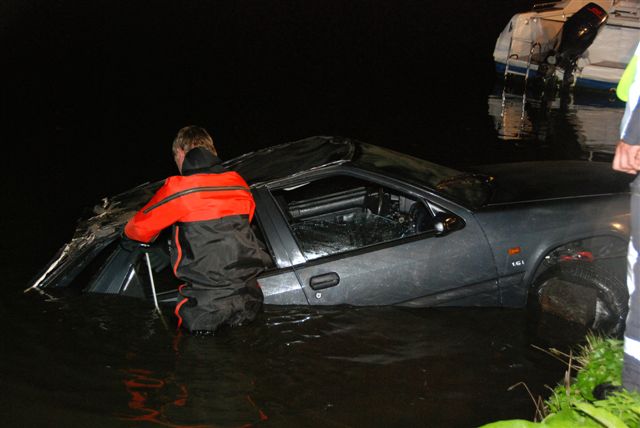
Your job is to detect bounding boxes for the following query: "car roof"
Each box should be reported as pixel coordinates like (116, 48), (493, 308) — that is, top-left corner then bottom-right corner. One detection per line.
(224, 135), (464, 186)
(224, 136), (489, 207)
(223, 136), (357, 186)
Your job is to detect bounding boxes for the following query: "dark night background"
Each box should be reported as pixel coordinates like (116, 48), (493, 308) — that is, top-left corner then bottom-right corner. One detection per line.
(2, 0), (539, 283)
(3, 2), (610, 426)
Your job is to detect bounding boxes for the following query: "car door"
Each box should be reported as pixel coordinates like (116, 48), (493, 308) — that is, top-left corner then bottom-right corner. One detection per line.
(85, 189), (306, 304)
(261, 170), (500, 307)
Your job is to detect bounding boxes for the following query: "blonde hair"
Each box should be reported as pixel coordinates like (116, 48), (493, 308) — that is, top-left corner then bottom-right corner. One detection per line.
(172, 125), (217, 156)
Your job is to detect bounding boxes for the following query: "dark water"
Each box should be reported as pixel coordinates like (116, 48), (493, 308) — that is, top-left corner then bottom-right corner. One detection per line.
(1, 0), (630, 426)
(2, 293), (566, 427)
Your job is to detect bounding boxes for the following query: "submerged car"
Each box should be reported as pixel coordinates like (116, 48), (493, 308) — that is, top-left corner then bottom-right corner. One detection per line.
(28, 136), (634, 334)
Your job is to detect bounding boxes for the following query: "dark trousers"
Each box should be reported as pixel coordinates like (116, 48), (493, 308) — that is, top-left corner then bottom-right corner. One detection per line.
(625, 176), (640, 391)
(175, 278), (263, 333)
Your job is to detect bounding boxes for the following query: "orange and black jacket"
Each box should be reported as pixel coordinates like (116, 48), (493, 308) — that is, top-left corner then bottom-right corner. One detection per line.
(124, 148), (266, 288)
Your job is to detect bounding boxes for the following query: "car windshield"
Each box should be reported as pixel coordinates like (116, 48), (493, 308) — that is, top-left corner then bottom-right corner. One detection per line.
(352, 143), (491, 208)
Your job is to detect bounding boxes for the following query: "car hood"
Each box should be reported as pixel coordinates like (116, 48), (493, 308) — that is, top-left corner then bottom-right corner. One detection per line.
(469, 160), (634, 205)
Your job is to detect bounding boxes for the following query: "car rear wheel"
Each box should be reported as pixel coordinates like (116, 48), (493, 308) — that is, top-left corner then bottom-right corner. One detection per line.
(528, 261), (628, 338)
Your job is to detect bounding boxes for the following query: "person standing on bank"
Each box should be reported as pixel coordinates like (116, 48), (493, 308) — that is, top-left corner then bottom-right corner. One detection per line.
(123, 125), (268, 333)
(613, 41), (640, 391)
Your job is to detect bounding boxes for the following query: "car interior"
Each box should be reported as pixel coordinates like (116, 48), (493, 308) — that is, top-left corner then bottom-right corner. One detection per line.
(271, 175), (439, 260)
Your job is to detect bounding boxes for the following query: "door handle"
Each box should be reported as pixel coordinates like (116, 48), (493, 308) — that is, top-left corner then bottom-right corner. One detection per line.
(309, 272), (340, 290)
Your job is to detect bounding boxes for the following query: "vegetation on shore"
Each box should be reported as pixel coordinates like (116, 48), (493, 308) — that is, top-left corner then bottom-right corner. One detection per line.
(480, 335), (640, 427)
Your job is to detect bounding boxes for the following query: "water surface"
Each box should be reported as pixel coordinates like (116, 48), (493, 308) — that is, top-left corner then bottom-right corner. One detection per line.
(2, 290), (569, 427)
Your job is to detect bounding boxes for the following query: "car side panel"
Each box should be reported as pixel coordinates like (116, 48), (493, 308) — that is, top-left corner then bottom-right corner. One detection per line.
(259, 269), (310, 305)
(255, 170), (501, 307)
(475, 194), (630, 307)
(291, 217), (499, 307)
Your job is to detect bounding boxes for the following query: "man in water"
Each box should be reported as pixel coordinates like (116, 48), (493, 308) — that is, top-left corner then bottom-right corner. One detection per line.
(124, 125), (268, 333)
(612, 41), (640, 391)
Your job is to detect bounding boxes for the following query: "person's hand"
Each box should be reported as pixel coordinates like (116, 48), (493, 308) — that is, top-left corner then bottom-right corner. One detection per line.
(613, 140), (640, 174)
(120, 234), (150, 252)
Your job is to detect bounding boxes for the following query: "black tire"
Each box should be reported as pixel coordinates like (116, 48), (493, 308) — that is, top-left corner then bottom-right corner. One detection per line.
(528, 261), (628, 338)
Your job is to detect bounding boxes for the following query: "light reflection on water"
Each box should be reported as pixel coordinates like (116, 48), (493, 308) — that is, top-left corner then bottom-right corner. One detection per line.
(2, 290), (570, 427)
(487, 86), (625, 160)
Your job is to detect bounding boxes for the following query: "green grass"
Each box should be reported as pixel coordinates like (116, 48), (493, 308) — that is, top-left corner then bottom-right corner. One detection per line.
(480, 335), (640, 428)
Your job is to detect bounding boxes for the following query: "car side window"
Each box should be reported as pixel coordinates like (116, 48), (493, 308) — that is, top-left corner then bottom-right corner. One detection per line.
(271, 175), (436, 260)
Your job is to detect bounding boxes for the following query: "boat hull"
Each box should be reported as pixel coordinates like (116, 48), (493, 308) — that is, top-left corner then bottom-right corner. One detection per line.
(493, 0), (640, 92)
(494, 61), (620, 91)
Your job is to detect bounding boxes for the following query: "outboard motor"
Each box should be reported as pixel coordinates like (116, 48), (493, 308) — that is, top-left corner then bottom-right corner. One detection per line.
(542, 2), (608, 86)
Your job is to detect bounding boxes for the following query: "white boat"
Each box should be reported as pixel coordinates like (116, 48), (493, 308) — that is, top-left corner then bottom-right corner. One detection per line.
(494, 0), (640, 92)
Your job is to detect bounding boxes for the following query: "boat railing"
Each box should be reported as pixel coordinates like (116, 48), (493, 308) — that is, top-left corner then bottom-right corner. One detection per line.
(503, 35), (543, 82)
(501, 42), (543, 137)
(525, 42), (543, 86)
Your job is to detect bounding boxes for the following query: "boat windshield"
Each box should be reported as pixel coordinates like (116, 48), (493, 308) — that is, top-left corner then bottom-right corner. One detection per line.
(352, 143), (490, 208)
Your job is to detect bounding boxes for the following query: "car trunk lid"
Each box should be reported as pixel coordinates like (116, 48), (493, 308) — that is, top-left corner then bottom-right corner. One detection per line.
(470, 160), (633, 206)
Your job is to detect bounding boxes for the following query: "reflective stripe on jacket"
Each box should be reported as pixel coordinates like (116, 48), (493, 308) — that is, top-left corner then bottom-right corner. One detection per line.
(620, 42), (640, 144)
(125, 171), (265, 287)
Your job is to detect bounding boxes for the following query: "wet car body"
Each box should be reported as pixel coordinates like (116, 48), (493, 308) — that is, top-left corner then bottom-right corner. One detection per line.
(29, 136), (633, 314)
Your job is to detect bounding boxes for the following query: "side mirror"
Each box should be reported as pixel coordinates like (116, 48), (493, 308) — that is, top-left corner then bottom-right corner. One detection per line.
(434, 213), (465, 236)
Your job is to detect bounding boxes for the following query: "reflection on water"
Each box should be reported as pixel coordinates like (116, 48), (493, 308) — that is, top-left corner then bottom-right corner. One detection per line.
(488, 85), (625, 160)
(1, 290), (571, 428)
